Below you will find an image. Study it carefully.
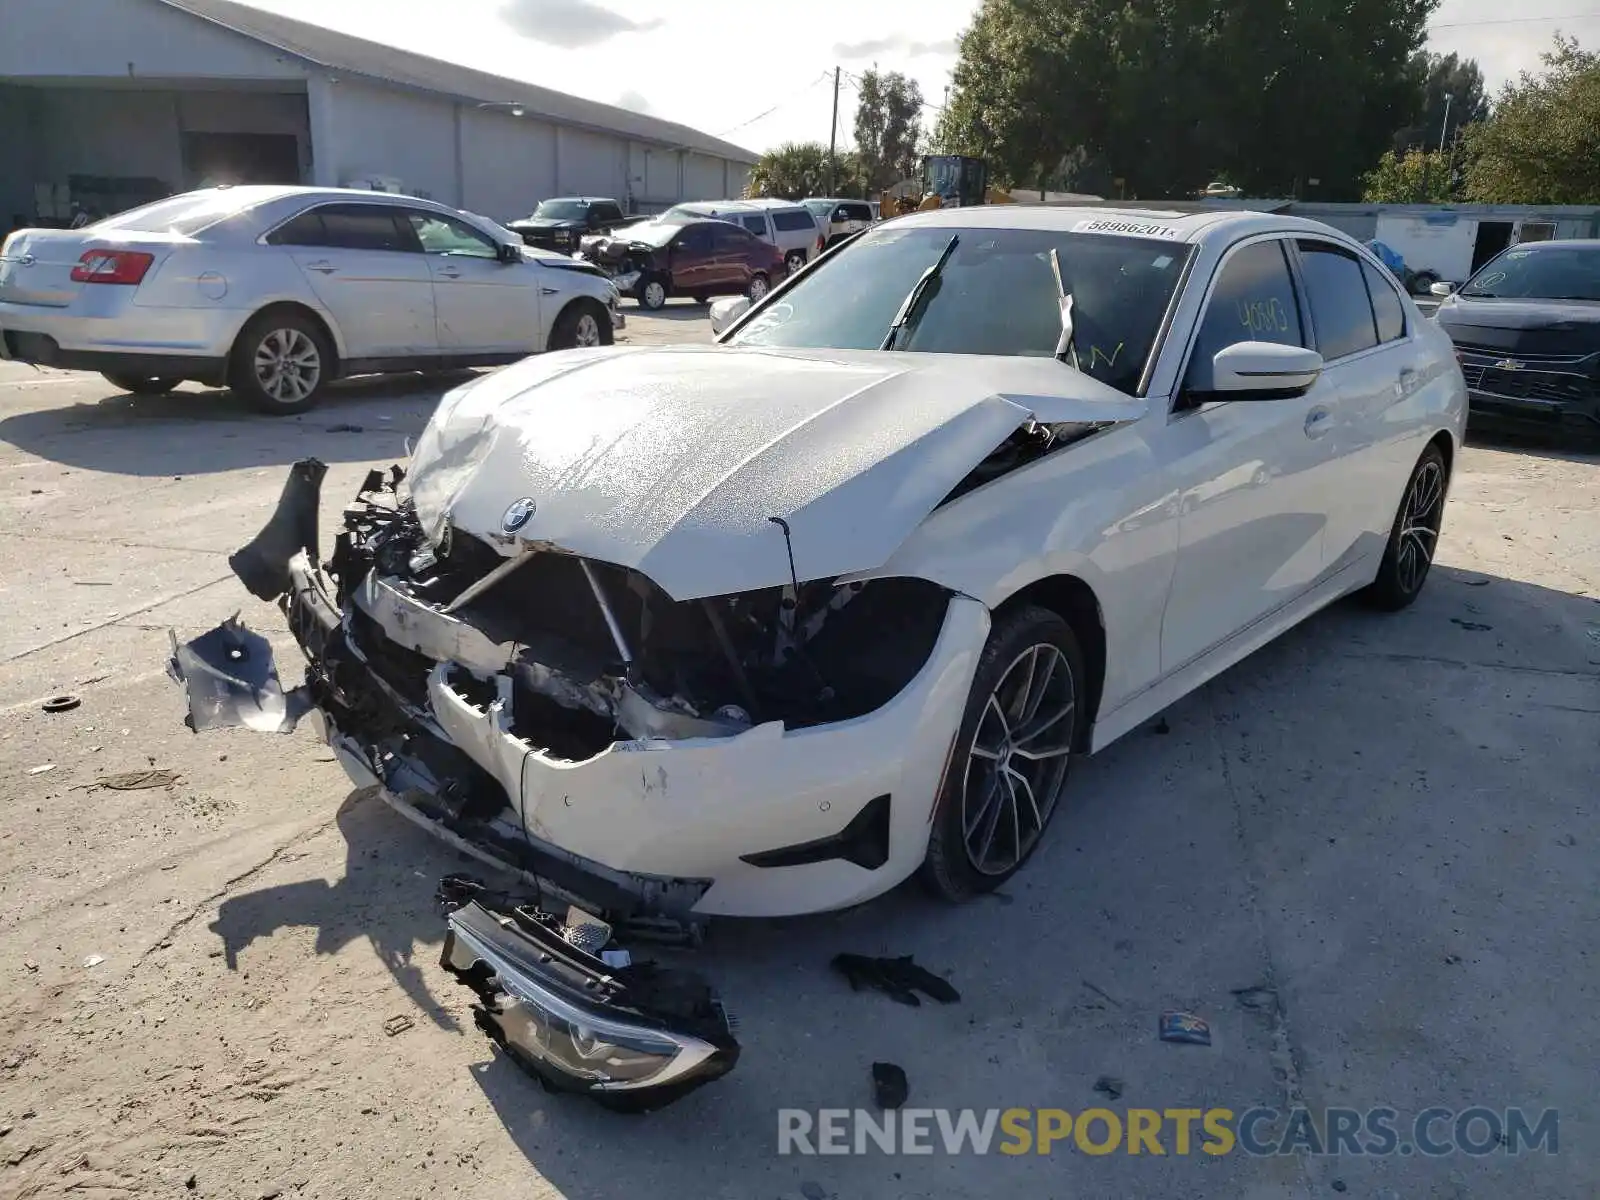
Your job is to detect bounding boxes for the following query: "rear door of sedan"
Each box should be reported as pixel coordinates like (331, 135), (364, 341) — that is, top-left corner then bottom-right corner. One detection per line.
(1289, 237), (1418, 572)
(267, 202), (437, 358)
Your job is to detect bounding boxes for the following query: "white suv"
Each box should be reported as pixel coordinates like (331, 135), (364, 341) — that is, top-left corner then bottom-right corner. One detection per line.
(0, 186), (623, 414)
(662, 200), (821, 274)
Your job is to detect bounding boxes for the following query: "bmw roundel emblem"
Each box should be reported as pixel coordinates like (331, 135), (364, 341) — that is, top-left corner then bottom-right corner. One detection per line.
(501, 497), (537, 533)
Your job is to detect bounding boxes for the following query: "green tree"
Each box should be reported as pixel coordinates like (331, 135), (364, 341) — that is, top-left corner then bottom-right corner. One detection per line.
(852, 68), (925, 192)
(747, 142), (830, 199)
(938, 0), (1437, 200)
(1463, 36), (1600, 204)
(1362, 148), (1455, 202)
(1394, 52), (1491, 154)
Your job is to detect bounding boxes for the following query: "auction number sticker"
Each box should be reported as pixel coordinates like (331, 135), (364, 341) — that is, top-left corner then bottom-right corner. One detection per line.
(1075, 218), (1181, 239)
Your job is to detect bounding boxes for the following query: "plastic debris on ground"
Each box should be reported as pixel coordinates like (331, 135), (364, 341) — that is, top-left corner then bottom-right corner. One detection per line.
(831, 954), (960, 1006)
(871, 1061), (909, 1109)
(1159, 1010), (1211, 1045)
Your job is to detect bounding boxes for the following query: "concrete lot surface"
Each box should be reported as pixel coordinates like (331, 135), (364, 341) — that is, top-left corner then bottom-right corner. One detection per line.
(0, 302), (1596, 1199)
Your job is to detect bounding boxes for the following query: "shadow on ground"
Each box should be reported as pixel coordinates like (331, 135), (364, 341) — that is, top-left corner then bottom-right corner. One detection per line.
(208, 788), (467, 1033)
(204, 563), (1596, 1196)
(1466, 422), (1600, 466)
(0, 370), (480, 476)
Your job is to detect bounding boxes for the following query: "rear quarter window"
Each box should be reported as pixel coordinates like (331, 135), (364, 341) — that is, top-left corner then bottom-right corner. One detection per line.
(772, 209), (816, 232)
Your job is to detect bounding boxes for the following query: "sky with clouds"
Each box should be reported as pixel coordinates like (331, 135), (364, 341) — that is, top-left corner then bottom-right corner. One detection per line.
(245, 0), (1600, 155)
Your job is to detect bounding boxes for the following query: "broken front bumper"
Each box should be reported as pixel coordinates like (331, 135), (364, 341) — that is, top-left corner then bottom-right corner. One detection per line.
(172, 460), (987, 923)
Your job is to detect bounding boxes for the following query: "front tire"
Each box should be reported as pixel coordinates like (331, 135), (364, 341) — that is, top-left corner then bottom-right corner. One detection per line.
(1363, 443), (1449, 611)
(230, 310), (332, 415)
(547, 300), (612, 351)
(102, 372), (180, 396)
(920, 605), (1086, 901)
(637, 277), (668, 310)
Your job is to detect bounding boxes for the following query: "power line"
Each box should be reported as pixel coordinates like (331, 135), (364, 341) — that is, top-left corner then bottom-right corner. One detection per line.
(716, 72), (832, 138)
(1429, 12), (1600, 28)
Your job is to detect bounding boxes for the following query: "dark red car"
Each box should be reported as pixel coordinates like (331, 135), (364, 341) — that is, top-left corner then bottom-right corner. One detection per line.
(582, 216), (786, 310)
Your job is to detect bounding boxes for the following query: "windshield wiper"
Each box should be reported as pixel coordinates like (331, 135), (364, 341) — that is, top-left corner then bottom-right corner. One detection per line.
(881, 235), (959, 351)
(1049, 247), (1080, 369)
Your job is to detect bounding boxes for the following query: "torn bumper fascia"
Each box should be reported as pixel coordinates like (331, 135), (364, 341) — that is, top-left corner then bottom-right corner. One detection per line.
(177, 460), (990, 921)
(438, 885), (738, 1111)
(319, 552), (989, 918)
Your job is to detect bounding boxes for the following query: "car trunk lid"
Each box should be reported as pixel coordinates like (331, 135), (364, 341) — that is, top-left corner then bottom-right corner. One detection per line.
(0, 229), (178, 308)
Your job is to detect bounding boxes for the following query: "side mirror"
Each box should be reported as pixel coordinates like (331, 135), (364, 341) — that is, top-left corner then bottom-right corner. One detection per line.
(1211, 341), (1323, 398)
(497, 242), (523, 264)
(1429, 281), (1454, 297)
(709, 295), (750, 335)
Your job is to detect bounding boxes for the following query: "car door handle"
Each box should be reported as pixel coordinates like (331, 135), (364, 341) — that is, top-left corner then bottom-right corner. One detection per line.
(305, 261), (338, 275)
(436, 267), (462, 279)
(1304, 407), (1332, 438)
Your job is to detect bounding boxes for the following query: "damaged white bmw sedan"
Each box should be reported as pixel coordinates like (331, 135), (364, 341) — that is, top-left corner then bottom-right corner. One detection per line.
(173, 205), (1466, 1107)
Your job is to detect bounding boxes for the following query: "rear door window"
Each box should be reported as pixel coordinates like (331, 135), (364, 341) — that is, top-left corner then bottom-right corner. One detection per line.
(268, 204), (415, 252)
(1362, 260), (1406, 343)
(1185, 239), (1305, 392)
(712, 225), (753, 254)
(1296, 240), (1378, 360)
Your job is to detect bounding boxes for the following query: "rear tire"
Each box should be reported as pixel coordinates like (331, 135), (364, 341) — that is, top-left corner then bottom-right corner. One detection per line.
(102, 372), (180, 396)
(747, 272), (770, 303)
(230, 310), (333, 415)
(547, 300), (613, 351)
(920, 605), (1087, 902)
(784, 250), (806, 275)
(1362, 443), (1449, 611)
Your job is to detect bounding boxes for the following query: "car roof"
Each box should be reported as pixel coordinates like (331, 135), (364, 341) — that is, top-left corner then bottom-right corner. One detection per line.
(540, 196), (618, 204)
(675, 200), (758, 214)
(883, 204), (1365, 247)
(741, 198), (810, 211)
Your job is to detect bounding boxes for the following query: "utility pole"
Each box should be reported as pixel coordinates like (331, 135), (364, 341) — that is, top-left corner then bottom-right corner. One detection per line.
(826, 66), (840, 195)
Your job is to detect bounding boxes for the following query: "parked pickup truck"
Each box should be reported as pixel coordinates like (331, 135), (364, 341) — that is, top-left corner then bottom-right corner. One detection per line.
(507, 198), (641, 253)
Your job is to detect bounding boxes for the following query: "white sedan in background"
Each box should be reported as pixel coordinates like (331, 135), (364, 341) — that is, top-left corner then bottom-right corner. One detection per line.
(0, 186), (624, 413)
(174, 205), (1466, 1106)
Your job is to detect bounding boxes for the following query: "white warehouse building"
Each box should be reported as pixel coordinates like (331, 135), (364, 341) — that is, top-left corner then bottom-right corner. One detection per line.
(0, 0), (756, 229)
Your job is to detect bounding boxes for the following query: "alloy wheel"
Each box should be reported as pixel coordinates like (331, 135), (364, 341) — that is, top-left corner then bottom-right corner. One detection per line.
(253, 328), (321, 405)
(574, 312), (601, 347)
(1396, 458), (1445, 594)
(961, 643), (1076, 876)
(642, 281), (666, 309)
(749, 275), (769, 302)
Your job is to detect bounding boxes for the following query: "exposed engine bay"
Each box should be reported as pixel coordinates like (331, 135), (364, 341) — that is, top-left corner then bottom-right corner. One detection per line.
(331, 466), (954, 750)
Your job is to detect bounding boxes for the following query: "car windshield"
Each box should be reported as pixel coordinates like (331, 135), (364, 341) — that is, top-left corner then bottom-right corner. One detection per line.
(728, 223), (1194, 395)
(1462, 244), (1600, 301)
(532, 200), (589, 221)
(803, 200), (833, 217)
(626, 218), (692, 248)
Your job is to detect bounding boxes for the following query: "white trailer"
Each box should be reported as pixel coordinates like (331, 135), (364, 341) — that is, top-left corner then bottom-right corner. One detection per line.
(1373, 212), (1562, 292)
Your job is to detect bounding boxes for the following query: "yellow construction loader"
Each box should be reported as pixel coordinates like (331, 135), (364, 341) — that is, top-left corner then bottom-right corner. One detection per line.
(883, 156), (1016, 214)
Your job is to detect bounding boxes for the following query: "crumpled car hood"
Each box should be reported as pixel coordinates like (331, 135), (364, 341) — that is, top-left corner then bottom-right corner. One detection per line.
(408, 345), (1143, 600)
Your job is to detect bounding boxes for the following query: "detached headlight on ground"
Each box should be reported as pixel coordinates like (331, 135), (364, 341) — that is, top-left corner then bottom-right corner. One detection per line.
(440, 891), (739, 1111)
